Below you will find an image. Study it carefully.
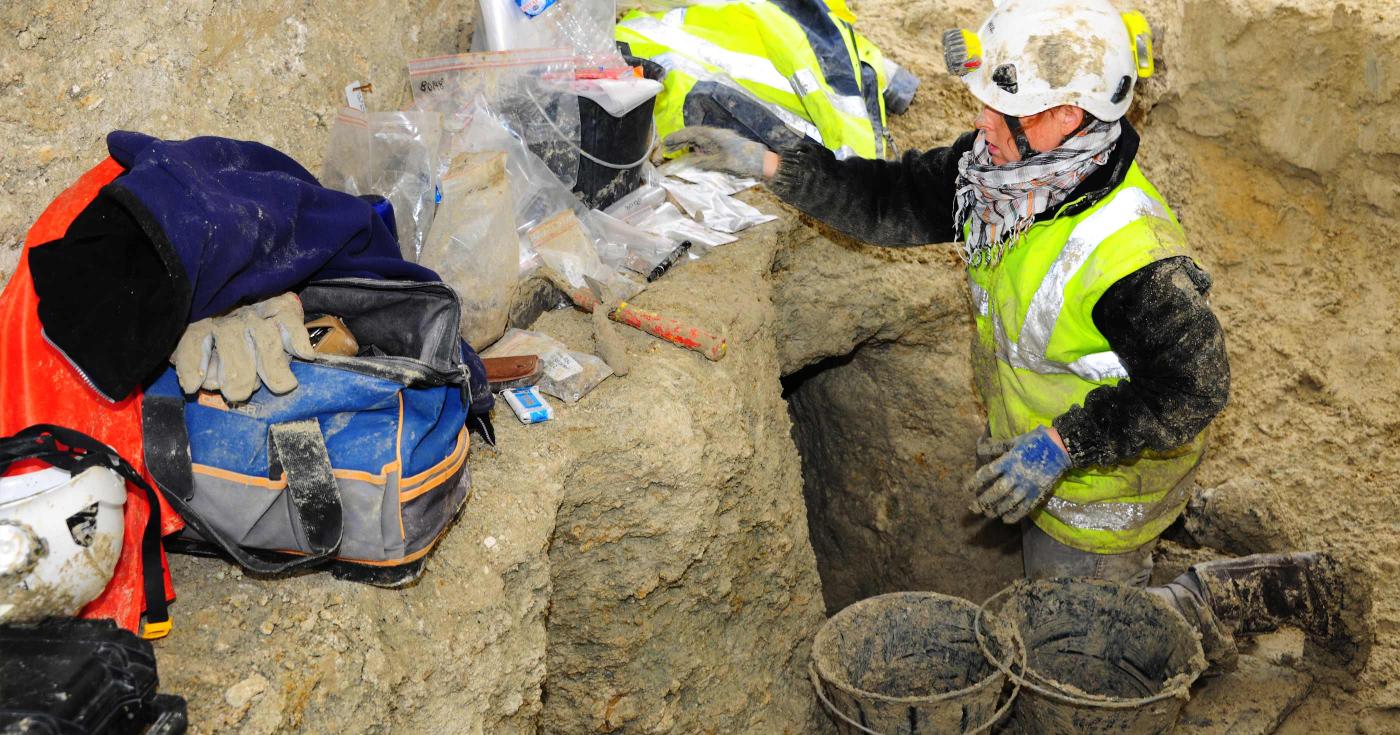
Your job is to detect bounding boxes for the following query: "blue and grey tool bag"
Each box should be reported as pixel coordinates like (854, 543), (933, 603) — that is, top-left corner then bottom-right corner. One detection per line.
(142, 279), (473, 587)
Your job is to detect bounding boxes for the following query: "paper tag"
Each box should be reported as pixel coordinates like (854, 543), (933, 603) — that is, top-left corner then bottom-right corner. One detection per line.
(542, 350), (583, 382)
(344, 80), (368, 112)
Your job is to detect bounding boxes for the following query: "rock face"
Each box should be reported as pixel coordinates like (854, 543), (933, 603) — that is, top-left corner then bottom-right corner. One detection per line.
(1177, 655), (1313, 735)
(774, 225), (1022, 612)
(144, 220), (862, 733)
(525, 228), (830, 734)
(1131, 0), (1400, 717)
(157, 437), (562, 734)
(7, 0), (1400, 731)
(0, 1), (471, 281)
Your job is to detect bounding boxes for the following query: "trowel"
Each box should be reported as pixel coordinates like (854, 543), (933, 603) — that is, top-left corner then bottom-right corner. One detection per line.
(583, 274), (631, 377)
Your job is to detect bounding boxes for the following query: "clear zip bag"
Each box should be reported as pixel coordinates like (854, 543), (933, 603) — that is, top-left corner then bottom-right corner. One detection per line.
(409, 49), (581, 188)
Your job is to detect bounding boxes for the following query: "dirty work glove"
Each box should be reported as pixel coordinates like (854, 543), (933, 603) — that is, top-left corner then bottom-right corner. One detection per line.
(662, 126), (770, 180)
(170, 293), (316, 403)
(975, 432), (1014, 469)
(966, 427), (1071, 524)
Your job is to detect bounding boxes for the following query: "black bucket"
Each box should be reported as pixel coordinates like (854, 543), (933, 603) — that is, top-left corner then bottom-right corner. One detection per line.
(573, 56), (666, 211)
(811, 592), (1023, 734)
(976, 579), (1207, 735)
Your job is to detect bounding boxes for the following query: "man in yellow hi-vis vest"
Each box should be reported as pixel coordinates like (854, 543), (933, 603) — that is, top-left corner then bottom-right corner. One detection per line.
(666, 0), (1363, 668)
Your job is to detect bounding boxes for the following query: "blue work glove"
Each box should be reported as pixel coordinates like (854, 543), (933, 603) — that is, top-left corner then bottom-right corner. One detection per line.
(966, 426), (1072, 524)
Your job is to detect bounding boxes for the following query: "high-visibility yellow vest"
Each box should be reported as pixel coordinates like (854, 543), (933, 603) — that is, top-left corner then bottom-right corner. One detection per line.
(617, 0), (891, 160)
(969, 163), (1204, 554)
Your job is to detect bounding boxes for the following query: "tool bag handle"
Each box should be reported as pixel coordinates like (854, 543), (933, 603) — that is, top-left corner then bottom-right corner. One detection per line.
(142, 394), (344, 575)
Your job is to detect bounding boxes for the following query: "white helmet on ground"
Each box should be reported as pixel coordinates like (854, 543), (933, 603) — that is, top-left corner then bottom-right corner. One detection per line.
(944, 0), (1155, 122)
(1, 432), (128, 624)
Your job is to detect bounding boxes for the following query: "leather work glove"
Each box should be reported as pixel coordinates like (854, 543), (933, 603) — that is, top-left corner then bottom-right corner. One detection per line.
(966, 426), (1072, 524)
(662, 126), (770, 180)
(171, 293), (316, 403)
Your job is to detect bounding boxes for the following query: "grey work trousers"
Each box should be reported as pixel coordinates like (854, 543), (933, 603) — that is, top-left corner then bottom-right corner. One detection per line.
(1021, 522), (1225, 661)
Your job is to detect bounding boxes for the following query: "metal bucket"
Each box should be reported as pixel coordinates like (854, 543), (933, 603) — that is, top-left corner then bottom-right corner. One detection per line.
(977, 578), (1207, 735)
(811, 592), (1022, 734)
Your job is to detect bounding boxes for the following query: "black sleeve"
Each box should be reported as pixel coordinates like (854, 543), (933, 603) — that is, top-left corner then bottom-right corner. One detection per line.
(767, 133), (976, 247)
(1053, 256), (1230, 468)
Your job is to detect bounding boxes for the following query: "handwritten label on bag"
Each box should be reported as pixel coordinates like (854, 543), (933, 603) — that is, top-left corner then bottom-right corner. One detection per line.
(541, 350), (583, 382)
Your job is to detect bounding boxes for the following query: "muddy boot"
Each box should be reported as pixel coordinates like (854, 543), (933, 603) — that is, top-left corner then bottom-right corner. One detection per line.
(1151, 578), (1239, 673)
(1189, 552), (1365, 669)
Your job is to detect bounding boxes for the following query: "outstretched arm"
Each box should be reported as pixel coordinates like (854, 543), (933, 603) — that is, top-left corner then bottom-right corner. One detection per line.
(664, 126), (975, 248)
(768, 135), (975, 247)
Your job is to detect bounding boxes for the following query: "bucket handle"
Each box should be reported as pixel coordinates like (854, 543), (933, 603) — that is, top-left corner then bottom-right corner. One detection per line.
(974, 580), (1197, 710)
(808, 623), (1025, 735)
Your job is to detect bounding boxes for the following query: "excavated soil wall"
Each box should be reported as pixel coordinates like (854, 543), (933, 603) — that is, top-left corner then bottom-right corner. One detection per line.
(785, 0), (1400, 729)
(4, 0), (1400, 732)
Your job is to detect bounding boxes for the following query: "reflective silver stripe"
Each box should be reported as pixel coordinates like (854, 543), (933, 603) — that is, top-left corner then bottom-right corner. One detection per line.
(986, 299), (1114, 379)
(622, 17), (793, 95)
(790, 68), (821, 97)
(969, 280), (990, 317)
(789, 69), (870, 121)
(984, 187), (1167, 381)
(628, 15), (869, 140)
(649, 52), (826, 144)
(830, 93), (871, 120)
(992, 324), (1128, 381)
(1067, 352), (1128, 381)
(1043, 468), (1196, 532)
(1018, 187), (1170, 361)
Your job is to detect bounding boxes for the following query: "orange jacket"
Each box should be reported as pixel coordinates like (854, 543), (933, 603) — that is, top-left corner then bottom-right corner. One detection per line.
(0, 158), (183, 636)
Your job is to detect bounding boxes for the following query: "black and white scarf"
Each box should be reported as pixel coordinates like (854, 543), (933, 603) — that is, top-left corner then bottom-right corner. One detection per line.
(953, 119), (1121, 267)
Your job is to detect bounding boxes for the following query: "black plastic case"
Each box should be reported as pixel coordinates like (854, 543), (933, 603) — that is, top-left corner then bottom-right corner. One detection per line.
(0, 618), (186, 734)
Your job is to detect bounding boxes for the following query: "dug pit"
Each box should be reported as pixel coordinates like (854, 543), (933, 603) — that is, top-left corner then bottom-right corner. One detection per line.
(3, 0), (1399, 732)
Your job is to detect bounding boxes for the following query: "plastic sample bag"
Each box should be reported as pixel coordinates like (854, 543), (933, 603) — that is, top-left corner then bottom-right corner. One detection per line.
(586, 209), (677, 277)
(660, 177), (776, 234)
(409, 50), (582, 188)
(482, 328), (613, 403)
(631, 202), (736, 250)
(603, 183), (668, 226)
(449, 99), (637, 301)
(321, 108), (371, 196)
(319, 109), (443, 261)
(474, 0), (626, 69)
(529, 209), (608, 290)
(456, 99), (584, 234)
(419, 151), (519, 350)
(368, 112), (442, 261)
(658, 160), (758, 196)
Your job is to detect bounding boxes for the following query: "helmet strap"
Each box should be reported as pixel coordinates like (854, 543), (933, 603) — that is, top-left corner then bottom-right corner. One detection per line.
(1001, 113), (1039, 161)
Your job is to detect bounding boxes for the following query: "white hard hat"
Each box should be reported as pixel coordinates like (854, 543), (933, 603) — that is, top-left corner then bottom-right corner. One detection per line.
(944, 0), (1155, 121)
(1, 459), (127, 624)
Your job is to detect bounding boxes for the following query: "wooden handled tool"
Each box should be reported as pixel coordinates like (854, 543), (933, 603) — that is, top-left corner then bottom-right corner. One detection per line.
(566, 286), (727, 362)
(615, 299), (727, 362)
(539, 267), (727, 362)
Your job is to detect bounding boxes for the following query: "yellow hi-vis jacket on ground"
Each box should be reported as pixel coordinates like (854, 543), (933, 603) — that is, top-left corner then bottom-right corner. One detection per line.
(969, 163), (1205, 554)
(617, 0), (892, 160)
